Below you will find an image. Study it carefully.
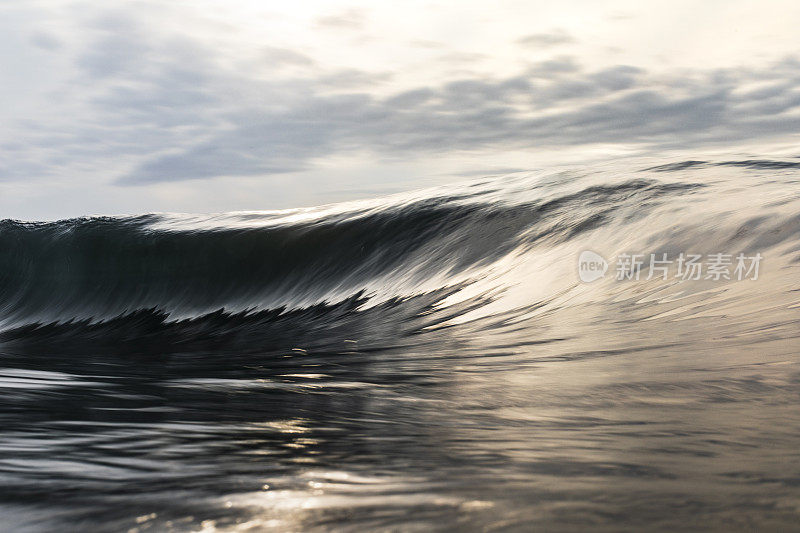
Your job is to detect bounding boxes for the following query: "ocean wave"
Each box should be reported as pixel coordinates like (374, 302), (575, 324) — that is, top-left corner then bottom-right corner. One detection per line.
(1, 160), (798, 352)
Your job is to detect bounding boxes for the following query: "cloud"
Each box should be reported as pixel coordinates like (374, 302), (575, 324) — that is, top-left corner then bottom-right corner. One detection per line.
(76, 11), (152, 78)
(260, 46), (315, 68)
(3, 5), (800, 189)
(315, 8), (366, 30)
(526, 57), (581, 78)
(517, 30), (574, 48)
(29, 31), (61, 50)
(114, 56), (800, 184)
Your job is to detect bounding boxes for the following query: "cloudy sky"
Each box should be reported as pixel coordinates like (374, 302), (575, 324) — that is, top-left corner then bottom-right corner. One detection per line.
(2, 0), (800, 220)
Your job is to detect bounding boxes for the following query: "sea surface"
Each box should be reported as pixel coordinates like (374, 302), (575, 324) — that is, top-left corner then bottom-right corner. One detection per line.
(1, 159), (799, 531)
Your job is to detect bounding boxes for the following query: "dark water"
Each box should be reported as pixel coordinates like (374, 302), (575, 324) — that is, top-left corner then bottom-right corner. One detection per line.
(1, 160), (799, 531)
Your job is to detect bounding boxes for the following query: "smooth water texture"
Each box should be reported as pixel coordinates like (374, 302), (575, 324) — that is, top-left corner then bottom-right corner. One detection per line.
(1, 159), (799, 531)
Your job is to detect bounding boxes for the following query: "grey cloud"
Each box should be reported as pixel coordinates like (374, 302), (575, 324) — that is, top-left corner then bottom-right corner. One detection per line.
(317, 69), (393, 89)
(30, 31), (61, 50)
(118, 57), (800, 184)
(119, 93), (380, 183)
(528, 65), (642, 105)
(436, 51), (487, 65)
(76, 11), (152, 78)
(539, 90), (731, 144)
(3, 6), (800, 188)
(118, 144), (302, 183)
(517, 30), (574, 48)
(316, 9), (366, 30)
(451, 167), (530, 177)
(77, 34), (148, 78)
(0, 7), (229, 183)
(526, 57), (581, 78)
(589, 66), (642, 90)
(385, 89), (436, 108)
(261, 46), (315, 67)
(411, 40), (446, 49)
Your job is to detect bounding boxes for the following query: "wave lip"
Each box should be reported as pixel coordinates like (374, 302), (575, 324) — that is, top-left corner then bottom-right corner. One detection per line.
(644, 158), (800, 172)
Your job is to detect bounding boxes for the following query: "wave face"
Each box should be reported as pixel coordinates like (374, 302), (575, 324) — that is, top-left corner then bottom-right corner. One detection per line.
(0, 178), (701, 325)
(1, 160), (800, 531)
